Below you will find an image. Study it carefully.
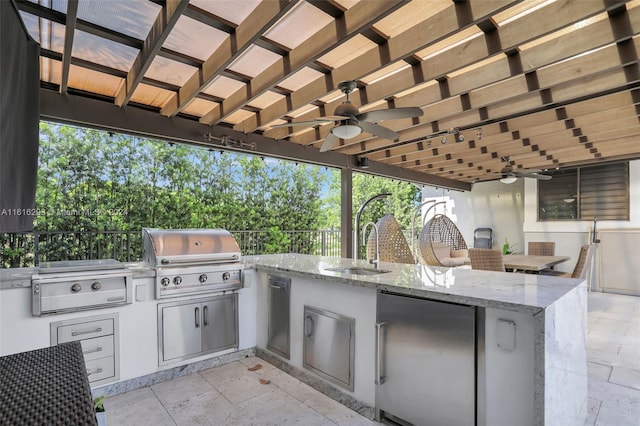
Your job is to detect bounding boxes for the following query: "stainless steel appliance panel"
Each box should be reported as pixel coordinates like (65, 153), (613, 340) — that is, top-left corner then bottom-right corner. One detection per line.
(303, 306), (355, 391)
(267, 275), (290, 359)
(202, 296), (238, 353)
(158, 294), (239, 365)
(160, 302), (203, 361)
(376, 292), (476, 426)
(32, 269), (132, 316)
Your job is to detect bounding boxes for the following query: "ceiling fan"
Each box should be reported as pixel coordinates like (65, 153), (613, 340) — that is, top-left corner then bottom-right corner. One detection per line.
(271, 80), (424, 152)
(498, 156), (552, 184)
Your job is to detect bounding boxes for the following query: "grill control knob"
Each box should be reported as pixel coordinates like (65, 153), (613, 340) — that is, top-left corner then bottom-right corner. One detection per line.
(222, 272), (230, 281)
(71, 283), (82, 293)
(199, 274), (208, 283)
(173, 276), (182, 285)
(91, 281), (102, 291)
(160, 277), (170, 287)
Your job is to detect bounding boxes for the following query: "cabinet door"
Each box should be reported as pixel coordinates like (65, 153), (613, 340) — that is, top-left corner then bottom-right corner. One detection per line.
(303, 306), (355, 391)
(267, 276), (290, 359)
(201, 294), (237, 353)
(161, 303), (202, 361)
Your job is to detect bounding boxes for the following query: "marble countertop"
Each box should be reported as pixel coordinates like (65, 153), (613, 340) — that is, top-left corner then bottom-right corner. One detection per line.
(247, 254), (585, 314)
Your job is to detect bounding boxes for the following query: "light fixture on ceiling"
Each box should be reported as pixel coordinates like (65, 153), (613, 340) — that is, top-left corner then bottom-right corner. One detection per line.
(500, 176), (518, 184)
(357, 157), (369, 169)
(440, 136), (447, 144)
(332, 124), (362, 139)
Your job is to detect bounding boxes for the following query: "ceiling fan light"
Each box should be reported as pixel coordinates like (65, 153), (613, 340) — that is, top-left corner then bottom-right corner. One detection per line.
(500, 176), (518, 184)
(332, 124), (361, 139)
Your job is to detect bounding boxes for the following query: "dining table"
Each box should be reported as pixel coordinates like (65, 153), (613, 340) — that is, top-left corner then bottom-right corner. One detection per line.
(502, 254), (570, 273)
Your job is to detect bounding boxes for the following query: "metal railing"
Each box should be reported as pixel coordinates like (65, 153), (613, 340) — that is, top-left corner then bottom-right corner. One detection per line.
(0, 229), (342, 268)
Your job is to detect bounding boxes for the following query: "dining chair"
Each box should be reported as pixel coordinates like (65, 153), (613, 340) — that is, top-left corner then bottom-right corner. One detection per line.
(541, 244), (595, 279)
(469, 248), (505, 272)
(528, 241), (556, 256)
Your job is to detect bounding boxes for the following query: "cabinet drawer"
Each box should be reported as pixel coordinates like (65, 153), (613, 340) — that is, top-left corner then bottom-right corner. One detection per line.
(57, 318), (114, 343)
(80, 335), (114, 362)
(85, 356), (115, 382)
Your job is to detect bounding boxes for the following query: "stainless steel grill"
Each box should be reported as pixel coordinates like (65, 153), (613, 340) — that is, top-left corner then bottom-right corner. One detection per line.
(32, 259), (132, 316)
(142, 228), (243, 299)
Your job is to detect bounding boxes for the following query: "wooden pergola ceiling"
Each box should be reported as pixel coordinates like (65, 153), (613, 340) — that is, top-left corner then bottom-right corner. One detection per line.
(17, 0), (640, 186)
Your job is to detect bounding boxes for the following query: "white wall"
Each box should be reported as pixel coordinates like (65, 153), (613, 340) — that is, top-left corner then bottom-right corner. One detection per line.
(421, 180), (525, 253)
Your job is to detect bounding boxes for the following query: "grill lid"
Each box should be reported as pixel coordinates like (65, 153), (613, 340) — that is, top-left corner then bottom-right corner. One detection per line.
(142, 228), (241, 267)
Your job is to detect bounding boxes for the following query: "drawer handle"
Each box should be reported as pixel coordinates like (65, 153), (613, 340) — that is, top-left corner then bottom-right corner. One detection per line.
(203, 305), (208, 326)
(195, 307), (200, 328)
(72, 327), (102, 336)
(269, 284), (284, 289)
(87, 367), (103, 376)
(83, 346), (103, 355)
(107, 296), (125, 302)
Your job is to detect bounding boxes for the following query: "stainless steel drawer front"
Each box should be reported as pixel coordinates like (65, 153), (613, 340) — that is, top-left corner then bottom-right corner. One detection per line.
(57, 318), (114, 343)
(80, 335), (114, 362)
(85, 356), (115, 383)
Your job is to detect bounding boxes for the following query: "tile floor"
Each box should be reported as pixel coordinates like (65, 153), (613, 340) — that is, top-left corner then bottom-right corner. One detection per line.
(105, 292), (640, 426)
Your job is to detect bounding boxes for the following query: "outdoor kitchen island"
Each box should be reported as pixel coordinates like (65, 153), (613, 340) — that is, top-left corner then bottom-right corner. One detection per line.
(247, 253), (588, 426)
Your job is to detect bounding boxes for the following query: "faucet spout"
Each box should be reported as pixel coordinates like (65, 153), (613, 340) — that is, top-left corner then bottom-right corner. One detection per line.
(362, 221), (380, 266)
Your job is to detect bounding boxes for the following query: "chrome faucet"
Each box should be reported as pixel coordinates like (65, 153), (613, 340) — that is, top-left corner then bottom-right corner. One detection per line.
(362, 221), (380, 267)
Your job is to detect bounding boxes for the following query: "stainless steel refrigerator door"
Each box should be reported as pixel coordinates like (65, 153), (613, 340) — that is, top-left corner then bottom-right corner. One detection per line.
(267, 276), (291, 359)
(376, 292), (476, 426)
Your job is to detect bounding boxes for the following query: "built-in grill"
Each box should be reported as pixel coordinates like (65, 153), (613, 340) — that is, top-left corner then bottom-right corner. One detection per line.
(142, 228), (243, 299)
(32, 259), (132, 316)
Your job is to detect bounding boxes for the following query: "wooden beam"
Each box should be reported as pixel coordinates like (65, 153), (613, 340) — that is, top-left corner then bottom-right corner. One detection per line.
(200, 0), (409, 126)
(39, 88), (471, 191)
(59, 0), (78, 95)
(114, 0), (190, 107)
(161, 0), (300, 117)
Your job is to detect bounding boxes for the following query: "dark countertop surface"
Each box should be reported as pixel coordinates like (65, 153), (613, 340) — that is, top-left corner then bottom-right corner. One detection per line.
(0, 341), (97, 425)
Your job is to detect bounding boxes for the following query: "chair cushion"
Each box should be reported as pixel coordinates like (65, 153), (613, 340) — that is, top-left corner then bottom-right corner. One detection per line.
(439, 257), (469, 267)
(431, 242), (451, 261)
(451, 248), (469, 258)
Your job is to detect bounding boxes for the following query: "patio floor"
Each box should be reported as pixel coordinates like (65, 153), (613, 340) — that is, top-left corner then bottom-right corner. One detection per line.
(103, 291), (640, 425)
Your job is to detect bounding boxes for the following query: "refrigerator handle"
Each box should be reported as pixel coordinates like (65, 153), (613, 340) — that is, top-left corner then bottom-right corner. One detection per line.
(375, 321), (387, 385)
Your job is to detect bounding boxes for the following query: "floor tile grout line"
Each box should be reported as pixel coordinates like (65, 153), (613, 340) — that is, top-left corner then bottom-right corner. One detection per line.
(148, 385), (178, 426)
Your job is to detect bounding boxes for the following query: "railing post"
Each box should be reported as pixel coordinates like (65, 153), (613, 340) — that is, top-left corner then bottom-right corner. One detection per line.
(33, 231), (40, 265)
(321, 231), (326, 256)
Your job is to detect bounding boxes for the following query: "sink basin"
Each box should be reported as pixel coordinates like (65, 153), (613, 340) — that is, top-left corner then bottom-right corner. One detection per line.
(324, 266), (391, 275)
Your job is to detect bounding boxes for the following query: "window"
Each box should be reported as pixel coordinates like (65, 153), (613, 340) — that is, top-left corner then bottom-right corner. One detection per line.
(538, 162), (629, 221)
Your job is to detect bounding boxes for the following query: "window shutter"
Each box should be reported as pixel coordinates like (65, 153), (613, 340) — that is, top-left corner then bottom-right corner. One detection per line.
(579, 163), (629, 220)
(538, 162), (628, 221)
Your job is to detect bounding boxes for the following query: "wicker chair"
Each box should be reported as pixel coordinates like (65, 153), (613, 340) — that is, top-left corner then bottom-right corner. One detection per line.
(528, 241), (556, 256)
(542, 244), (595, 279)
(417, 214), (469, 267)
(469, 248), (505, 272)
(366, 214), (415, 264)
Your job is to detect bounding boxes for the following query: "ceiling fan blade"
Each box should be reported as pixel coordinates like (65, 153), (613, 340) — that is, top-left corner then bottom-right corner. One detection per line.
(525, 173), (552, 181)
(270, 119), (334, 128)
(319, 132), (339, 152)
(356, 107), (424, 122)
(358, 121), (399, 141)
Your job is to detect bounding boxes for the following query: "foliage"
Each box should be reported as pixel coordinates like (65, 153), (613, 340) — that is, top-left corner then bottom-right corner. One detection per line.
(2, 123), (422, 265)
(32, 122), (327, 259)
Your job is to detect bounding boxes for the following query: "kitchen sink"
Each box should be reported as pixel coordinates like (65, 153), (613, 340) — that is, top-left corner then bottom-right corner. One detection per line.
(323, 267), (391, 275)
